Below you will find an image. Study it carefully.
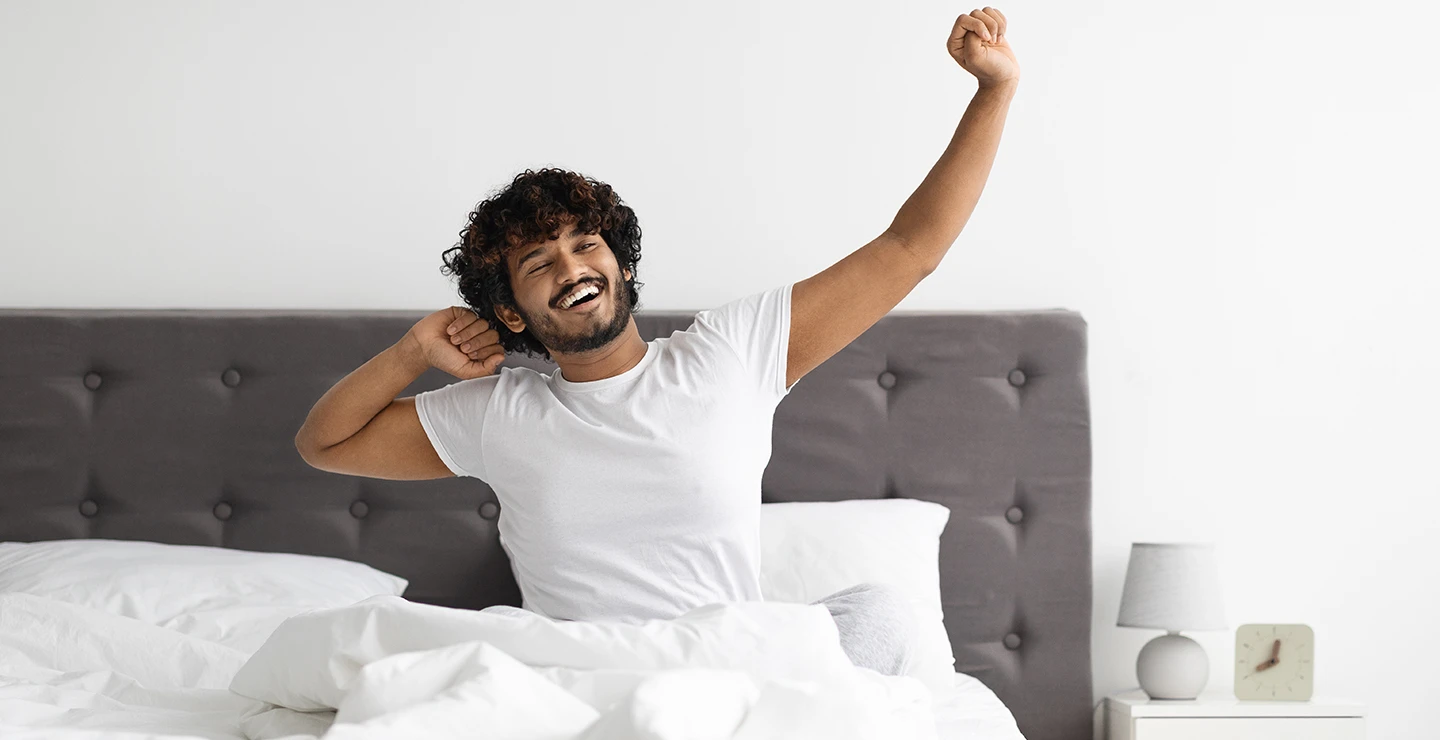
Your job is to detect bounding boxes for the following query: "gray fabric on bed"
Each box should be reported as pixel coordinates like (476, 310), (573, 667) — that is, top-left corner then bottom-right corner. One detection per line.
(815, 581), (918, 676)
(0, 306), (1091, 740)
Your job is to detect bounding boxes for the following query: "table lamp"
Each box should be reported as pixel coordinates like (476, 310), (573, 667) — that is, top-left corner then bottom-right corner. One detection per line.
(1117, 542), (1226, 699)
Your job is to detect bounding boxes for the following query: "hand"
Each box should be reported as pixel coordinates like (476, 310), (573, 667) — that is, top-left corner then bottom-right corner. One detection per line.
(1254, 639), (1283, 672)
(401, 306), (506, 380)
(947, 7), (1020, 89)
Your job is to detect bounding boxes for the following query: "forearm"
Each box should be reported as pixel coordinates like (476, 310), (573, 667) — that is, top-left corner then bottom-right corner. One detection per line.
(294, 335), (429, 455)
(886, 80), (1018, 271)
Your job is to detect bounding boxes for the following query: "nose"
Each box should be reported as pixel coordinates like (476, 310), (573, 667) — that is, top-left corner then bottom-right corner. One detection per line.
(552, 250), (600, 303)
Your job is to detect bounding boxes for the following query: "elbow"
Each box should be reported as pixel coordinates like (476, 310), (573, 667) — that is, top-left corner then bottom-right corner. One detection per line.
(294, 438), (315, 467)
(884, 230), (940, 278)
(294, 429), (323, 467)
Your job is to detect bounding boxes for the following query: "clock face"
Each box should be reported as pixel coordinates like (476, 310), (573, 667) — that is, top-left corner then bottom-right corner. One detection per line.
(1234, 623), (1314, 701)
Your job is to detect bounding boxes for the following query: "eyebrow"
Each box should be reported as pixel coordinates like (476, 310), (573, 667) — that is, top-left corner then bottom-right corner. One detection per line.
(516, 226), (587, 271)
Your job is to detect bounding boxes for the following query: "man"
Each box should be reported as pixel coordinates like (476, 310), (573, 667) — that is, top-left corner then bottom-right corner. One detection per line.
(294, 8), (1017, 678)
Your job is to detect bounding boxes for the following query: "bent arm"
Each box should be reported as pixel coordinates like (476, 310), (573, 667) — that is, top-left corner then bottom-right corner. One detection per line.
(295, 337), (455, 480)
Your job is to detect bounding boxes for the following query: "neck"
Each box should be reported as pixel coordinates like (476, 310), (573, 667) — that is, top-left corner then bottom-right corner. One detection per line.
(554, 324), (649, 383)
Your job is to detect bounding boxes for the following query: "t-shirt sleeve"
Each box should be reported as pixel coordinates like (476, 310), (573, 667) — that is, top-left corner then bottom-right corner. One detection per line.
(692, 282), (796, 405)
(412, 375), (500, 480)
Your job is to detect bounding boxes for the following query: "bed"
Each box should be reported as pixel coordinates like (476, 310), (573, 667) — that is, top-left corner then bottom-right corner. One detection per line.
(0, 305), (1092, 740)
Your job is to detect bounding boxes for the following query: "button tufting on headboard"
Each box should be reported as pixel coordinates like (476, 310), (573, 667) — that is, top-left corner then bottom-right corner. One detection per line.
(0, 307), (1090, 740)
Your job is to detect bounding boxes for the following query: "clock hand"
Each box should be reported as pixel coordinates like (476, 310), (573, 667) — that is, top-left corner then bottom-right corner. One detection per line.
(1254, 659), (1275, 672)
(1270, 639), (1281, 663)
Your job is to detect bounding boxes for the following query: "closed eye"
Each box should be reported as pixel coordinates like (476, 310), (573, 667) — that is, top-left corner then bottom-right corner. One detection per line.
(528, 243), (597, 275)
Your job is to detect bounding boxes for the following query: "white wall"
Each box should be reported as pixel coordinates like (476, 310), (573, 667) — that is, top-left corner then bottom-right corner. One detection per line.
(3, 1), (1436, 736)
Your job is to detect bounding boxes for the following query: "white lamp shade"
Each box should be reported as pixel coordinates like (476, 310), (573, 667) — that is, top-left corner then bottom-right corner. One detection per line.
(1117, 543), (1225, 631)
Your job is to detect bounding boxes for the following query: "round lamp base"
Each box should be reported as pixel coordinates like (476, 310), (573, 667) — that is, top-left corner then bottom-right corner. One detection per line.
(1136, 632), (1209, 700)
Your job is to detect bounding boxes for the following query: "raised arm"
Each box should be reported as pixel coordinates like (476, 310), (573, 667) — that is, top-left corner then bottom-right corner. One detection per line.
(787, 8), (1019, 388)
(295, 307), (504, 480)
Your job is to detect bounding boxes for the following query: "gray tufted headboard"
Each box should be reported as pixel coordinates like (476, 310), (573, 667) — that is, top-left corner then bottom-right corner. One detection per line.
(0, 306), (1091, 740)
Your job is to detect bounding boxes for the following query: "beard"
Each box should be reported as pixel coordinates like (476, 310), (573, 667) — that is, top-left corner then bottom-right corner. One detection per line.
(516, 271), (633, 356)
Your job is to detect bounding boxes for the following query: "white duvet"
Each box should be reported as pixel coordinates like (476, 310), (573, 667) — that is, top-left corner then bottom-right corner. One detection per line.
(0, 592), (942, 739)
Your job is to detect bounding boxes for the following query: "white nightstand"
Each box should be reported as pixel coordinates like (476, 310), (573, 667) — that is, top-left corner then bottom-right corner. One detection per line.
(1105, 689), (1366, 740)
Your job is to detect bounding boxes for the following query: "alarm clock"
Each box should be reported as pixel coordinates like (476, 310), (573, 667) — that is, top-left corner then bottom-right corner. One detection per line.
(1234, 623), (1314, 701)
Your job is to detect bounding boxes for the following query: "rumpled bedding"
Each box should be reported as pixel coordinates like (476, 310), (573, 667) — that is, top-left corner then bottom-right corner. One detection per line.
(0, 592), (939, 739)
(0, 592), (264, 739)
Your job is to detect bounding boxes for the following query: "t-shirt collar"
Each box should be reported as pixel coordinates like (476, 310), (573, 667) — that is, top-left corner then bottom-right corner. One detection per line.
(552, 341), (657, 393)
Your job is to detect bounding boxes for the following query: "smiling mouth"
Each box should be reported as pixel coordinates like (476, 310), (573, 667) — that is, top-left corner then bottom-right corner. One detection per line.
(558, 285), (604, 312)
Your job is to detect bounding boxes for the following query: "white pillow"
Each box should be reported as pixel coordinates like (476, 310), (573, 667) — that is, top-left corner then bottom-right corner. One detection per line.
(0, 539), (408, 652)
(759, 498), (955, 694)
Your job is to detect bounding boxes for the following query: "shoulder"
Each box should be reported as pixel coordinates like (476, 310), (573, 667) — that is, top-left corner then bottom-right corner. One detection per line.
(692, 283), (792, 332)
(492, 364), (569, 404)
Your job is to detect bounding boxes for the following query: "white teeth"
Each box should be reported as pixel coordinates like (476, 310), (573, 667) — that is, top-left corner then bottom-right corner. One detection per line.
(560, 284), (600, 309)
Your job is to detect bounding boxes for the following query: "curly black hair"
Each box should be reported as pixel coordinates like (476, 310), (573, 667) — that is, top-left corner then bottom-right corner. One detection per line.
(440, 168), (644, 361)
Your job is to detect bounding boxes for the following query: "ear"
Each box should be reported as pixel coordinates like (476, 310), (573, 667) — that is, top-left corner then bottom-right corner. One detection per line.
(623, 267), (632, 281)
(494, 304), (525, 333)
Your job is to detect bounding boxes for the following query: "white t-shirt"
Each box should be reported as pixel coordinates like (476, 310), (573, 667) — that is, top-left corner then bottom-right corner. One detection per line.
(414, 282), (797, 623)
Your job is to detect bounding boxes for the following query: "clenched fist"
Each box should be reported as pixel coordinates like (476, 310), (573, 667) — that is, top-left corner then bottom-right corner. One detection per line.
(948, 7), (1019, 89)
(400, 306), (506, 380)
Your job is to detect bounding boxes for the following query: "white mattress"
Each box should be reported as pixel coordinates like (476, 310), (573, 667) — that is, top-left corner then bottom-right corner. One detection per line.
(934, 671), (1026, 740)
